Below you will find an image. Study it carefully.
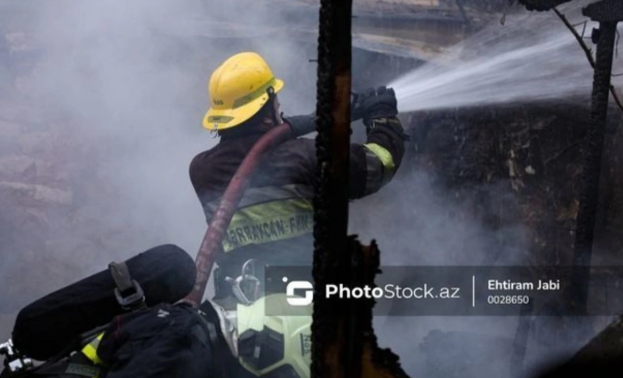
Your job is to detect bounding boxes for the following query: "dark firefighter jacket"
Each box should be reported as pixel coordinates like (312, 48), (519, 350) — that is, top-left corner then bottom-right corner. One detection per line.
(189, 116), (406, 282)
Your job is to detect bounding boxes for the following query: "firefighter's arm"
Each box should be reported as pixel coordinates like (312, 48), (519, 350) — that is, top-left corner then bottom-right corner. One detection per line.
(285, 87), (406, 199)
(348, 116), (406, 199)
(349, 86), (407, 199)
(284, 86), (394, 137)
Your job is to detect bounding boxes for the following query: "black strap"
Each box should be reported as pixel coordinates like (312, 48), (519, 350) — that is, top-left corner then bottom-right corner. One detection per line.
(195, 310), (229, 378)
(28, 360), (72, 376)
(266, 86), (280, 126)
(108, 262), (145, 311)
(205, 321), (219, 347)
(108, 262), (133, 293)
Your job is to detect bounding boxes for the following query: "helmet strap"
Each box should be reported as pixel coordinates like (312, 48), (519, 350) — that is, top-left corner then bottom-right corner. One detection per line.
(266, 86), (280, 126)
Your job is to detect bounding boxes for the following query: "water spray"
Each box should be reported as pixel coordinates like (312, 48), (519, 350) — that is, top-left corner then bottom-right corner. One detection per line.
(387, 3), (620, 113)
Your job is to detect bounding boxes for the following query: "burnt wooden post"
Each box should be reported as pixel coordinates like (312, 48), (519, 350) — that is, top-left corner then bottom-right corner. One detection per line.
(570, 0), (622, 315)
(510, 0), (622, 372)
(311, 0), (410, 376)
(311, 0), (358, 376)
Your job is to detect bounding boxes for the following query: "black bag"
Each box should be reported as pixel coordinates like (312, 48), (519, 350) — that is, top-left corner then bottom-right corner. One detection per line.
(96, 303), (215, 378)
(12, 244), (196, 361)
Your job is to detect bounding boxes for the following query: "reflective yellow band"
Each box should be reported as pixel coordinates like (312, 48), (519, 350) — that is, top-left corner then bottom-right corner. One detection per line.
(363, 143), (396, 188)
(222, 198), (313, 252)
(232, 77), (277, 109)
(81, 333), (104, 366)
(207, 115), (234, 124)
(364, 143), (395, 172)
(203, 184), (314, 222)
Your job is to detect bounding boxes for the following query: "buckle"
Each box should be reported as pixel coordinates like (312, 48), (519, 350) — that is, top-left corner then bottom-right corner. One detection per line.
(0, 339), (33, 373)
(225, 259), (261, 305)
(226, 275), (261, 306)
(114, 279), (145, 310)
(109, 261), (146, 311)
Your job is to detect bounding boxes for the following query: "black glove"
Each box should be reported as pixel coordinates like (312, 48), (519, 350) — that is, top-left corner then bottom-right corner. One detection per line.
(351, 88), (376, 121)
(283, 113), (316, 137)
(361, 86), (398, 126)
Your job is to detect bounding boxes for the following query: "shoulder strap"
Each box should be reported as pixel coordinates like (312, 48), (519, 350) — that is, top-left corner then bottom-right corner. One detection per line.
(108, 261), (145, 311)
(108, 262), (133, 293)
(194, 310), (232, 378)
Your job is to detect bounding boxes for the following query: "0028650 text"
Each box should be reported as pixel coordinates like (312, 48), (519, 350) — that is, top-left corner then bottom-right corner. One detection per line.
(487, 295), (530, 305)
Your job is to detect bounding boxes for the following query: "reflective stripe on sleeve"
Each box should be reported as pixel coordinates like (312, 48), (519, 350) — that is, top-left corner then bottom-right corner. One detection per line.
(362, 143), (396, 194)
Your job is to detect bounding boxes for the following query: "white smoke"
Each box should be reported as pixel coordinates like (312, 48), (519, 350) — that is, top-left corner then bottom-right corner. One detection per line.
(1, 0), (620, 377)
(0, 0), (317, 335)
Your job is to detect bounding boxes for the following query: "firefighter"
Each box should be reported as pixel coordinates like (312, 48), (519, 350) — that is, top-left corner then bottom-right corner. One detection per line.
(189, 51), (408, 309)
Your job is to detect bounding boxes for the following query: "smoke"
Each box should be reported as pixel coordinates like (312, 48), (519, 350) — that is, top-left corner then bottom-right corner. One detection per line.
(1, 0), (619, 377)
(0, 0), (317, 335)
(20, 0), (318, 266)
(390, 0), (623, 113)
(349, 162), (528, 376)
(350, 1), (621, 377)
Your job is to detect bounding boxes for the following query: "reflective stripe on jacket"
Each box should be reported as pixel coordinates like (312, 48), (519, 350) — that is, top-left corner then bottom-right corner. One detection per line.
(201, 184), (314, 252)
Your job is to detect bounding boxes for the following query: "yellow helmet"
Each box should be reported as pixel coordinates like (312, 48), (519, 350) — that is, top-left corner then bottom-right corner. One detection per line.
(236, 294), (311, 378)
(203, 52), (285, 131)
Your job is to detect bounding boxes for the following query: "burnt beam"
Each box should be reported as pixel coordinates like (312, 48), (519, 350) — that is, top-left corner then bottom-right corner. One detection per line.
(311, 0), (410, 376)
(311, 0), (357, 375)
(583, 0), (623, 22)
(570, 0), (621, 315)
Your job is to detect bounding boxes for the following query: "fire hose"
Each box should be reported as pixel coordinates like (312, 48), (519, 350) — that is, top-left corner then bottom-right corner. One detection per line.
(184, 122), (295, 307)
